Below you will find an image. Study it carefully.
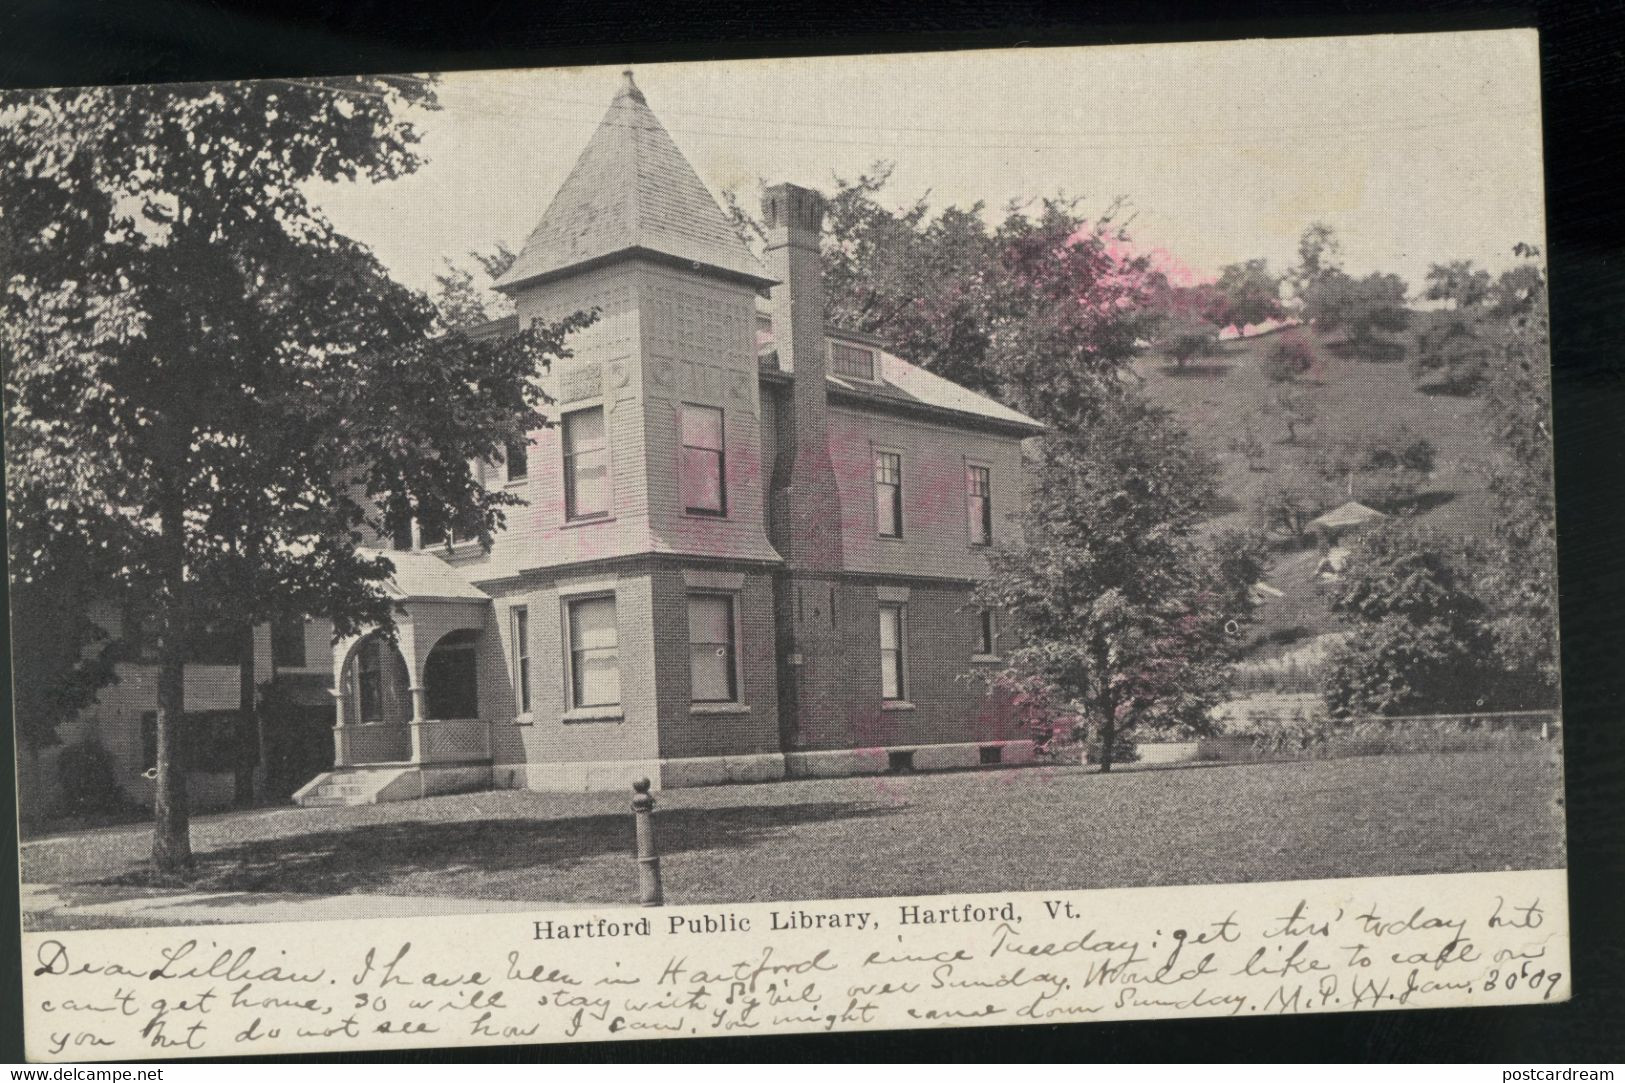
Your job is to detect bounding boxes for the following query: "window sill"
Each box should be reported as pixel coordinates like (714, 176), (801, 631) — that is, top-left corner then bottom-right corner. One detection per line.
(562, 707), (623, 723)
(512, 712), (534, 726)
(561, 515), (616, 530)
(422, 539), (484, 556)
(877, 534), (906, 542)
(971, 654), (1002, 664)
(504, 479), (528, 490)
(682, 510), (730, 521)
(881, 700), (916, 712)
(691, 702), (751, 715)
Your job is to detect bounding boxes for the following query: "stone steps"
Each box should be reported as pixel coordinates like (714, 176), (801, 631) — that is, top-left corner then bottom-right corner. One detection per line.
(294, 767), (405, 807)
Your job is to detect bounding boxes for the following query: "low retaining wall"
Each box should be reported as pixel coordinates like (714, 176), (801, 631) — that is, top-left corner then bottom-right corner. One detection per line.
(494, 740), (1039, 793)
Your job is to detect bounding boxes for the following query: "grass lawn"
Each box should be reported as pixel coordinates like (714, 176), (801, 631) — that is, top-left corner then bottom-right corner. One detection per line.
(22, 747), (1564, 919)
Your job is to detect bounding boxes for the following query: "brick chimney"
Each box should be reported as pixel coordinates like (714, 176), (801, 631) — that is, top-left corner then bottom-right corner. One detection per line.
(764, 182), (844, 571)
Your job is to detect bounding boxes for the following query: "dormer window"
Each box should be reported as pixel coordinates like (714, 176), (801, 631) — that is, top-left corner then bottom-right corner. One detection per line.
(830, 340), (876, 381)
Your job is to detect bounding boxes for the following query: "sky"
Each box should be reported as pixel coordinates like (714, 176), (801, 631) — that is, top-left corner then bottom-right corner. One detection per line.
(306, 30), (1546, 296)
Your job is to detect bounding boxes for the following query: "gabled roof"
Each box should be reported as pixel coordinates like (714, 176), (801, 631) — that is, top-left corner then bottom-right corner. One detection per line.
(494, 72), (774, 293)
(360, 548), (490, 602)
(1309, 500), (1387, 531)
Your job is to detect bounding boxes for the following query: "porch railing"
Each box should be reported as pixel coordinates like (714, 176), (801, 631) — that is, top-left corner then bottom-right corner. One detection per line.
(336, 718), (492, 767)
(413, 718), (492, 763)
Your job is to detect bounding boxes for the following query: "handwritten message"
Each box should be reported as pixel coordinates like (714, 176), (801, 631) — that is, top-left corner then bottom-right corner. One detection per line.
(23, 869), (1568, 1061)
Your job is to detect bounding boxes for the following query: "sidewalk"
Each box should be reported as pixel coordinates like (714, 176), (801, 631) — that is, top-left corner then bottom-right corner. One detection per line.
(23, 881), (587, 931)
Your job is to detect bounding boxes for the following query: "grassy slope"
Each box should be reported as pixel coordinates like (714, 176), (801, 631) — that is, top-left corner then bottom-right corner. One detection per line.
(1133, 319), (1495, 660)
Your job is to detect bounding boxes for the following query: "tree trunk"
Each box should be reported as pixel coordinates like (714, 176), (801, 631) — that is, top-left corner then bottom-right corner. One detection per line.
(1094, 644), (1118, 775)
(1097, 709), (1117, 774)
(234, 621), (257, 807)
(151, 496), (193, 876)
(152, 646), (193, 874)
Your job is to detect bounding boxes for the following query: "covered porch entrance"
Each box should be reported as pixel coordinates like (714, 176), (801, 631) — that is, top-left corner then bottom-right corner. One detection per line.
(294, 552), (497, 806)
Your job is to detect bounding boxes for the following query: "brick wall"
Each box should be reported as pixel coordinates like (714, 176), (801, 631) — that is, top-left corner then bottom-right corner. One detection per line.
(484, 568), (661, 767)
(648, 565), (781, 761)
(785, 577), (1019, 752)
(826, 403), (1025, 582)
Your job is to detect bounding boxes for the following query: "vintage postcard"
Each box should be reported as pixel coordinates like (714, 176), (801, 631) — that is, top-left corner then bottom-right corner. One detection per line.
(4, 29), (1566, 1061)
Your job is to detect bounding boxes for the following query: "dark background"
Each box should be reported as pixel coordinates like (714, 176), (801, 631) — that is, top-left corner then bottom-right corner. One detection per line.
(1, 0), (1621, 1064)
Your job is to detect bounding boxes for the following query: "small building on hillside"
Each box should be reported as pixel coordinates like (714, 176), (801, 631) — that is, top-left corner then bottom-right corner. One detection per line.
(1309, 500), (1386, 543)
(1310, 500), (1386, 581)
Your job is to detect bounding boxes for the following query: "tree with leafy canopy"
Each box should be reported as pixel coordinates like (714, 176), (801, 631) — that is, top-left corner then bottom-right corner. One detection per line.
(727, 164), (1163, 429)
(6, 537), (119, 765)
(1477, 246), (1559, 705)
(1413, 254), (1548, 396)
(2, 77), (592, 874)
(1423, 260), (1493, 311)
(1213, 258), (1285, 331)
(1303, 270), (1411, 354)
(1257, 464), (1334, 544)
(432, 242), (518, 329)
(1157, 312), (1222, 369)
(1322, 525), (1494, 717)
(976, 393), (1259, 771)
(1144, 277), (1227, 368)
(1287, 222), (1343, 301)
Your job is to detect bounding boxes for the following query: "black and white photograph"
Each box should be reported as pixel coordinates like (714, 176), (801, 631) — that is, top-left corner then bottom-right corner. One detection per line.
(2, 27), (1578, 1059)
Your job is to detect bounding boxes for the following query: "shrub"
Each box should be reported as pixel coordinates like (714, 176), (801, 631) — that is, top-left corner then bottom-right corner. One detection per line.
(1265, 336), (1315, 382)
(1360, 473), (1421, 512)
(55, 738), (128, 816)
(1168, 330), (1219, 367)
(1320, 526), (1494, 717)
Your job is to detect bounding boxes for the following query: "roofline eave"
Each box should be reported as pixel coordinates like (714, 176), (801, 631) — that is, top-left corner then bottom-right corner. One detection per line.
(822, 380), (1048, 438)
(494, 246), (778, 295)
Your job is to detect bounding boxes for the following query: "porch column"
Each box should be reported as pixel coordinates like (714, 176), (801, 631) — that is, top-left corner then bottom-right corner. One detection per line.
(408, 684), (428, 764)
(398, 620), (425, 765)
(330, 633), (363, 768)
(330, 690), (350, 766)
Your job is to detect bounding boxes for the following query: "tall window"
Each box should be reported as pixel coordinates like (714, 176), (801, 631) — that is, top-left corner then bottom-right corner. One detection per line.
(875, 452), (903, 538)
(967, 464), (992, 545)
(831, 341), (876, 381)
(688, 594), (738, 703)
(511, 606), (531, 714)
(975, 608), (997, 656)
(271, 617), (306, 669)
(567, 596), (620, 709)
(680, 404), (726, 516)
(879, 603), (907, 701)
(357, 641), (384, 723)
(505, 435), (530, 482)
(562, 406), (610, 520)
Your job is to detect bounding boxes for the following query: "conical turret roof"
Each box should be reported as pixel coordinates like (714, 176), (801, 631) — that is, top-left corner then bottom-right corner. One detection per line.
(495, 71), (774, 292)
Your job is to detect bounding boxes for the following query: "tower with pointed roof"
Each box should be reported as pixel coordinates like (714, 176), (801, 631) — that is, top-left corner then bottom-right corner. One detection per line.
(292, 71), (1045, 803)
